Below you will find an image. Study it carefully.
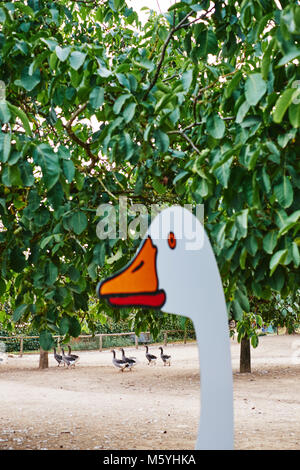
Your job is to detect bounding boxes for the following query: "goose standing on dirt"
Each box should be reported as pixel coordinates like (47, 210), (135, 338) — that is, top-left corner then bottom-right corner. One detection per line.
(120, 348), (136, 370)
(144, 345), (157, 365)
(97, 206), (234, 450)
(53, 347), (63, 367)
(159, 347), (171, 366)
(111, 349), (129, 372)
(68, 345), (80, 363)
(61, 348), (77, 368)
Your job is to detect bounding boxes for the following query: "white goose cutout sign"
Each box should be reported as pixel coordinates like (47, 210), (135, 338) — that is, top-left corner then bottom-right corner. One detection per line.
(97, 206), (234, 450)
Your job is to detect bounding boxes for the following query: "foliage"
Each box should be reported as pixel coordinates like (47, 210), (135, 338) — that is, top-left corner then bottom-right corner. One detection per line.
(236, 311), (263, 348)
(268, 291), (300, 333)
(0, 0), (299, 349)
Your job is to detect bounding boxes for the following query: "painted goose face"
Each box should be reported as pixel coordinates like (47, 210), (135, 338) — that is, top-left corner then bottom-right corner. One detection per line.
(97, 206), (234, 450)
(97, 206), (205, 317)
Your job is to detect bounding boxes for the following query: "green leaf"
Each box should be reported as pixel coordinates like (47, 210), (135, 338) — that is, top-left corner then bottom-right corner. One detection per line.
(39, 330), (54, 351)
(89, 86), (105, 109)
(239, 247), (247, 270)
(113, 94), (131, 114)
(0, 132), (11, 163)
(261, 167), (271, 193)
(236, 100), (250, 124)
(288, 102), (300, 128)
(173, 170), (188, 185)
(270, 249), (288, 276)
(10, 246), (26, 272)
(13, 304), (28, 323)
(261, 38), (275, 80)
(123, 102), (136, 123)
(116, 73), (130, 89)
(34, 207), (50, 227)
(213, 157), (233, 188)
(19, 160), (34, 186)
(181, 69), (193, 91)
(251, 335), (258, 348)
(134, 169), (145, 195)
(232, 298), (243, 321)
(278, 210), (300, 236)
(236, 290), (250, 312)
(278, 49), (300, 66)
(236, 209), (249, 238)
(152, 177), (166, 195)
(245, 73), (267, 106)
(155, 129), (169, 153)
(8, 152), (21, 166)
(274, 176), (293, 208)
(0, 102), (11, 123)
(68, 266), (80, 282)
(97, 65), (112, 78)
(196, 29), (218, 58)
(93, 243), (106, 266)
(224, 71), (242, 99)
(2, 165), (22, 187)
(63, 159), (75, 183)
(41, 38), (58, 51)
(263, 230), (277, 254)
(292, 242), (300, 268)
(33, 144), (61, 190)
(273, 88), (299, 123)
(0, 7), (6, 22)
(14, 67), (40, 92)
(55, 45), (71, 62)
(59, 317), (69, 335)
(70, 211), (88, 235)
(68, 317), (81, 337)
(269, 268), (285, 292)
(45, 261), (58, 286)
(206, 114), (225, 139)
(40, 235), (54, 250)
(69, 51), (86, 70)
(119, 131), (134, 160)
(7, 102), (32, 136)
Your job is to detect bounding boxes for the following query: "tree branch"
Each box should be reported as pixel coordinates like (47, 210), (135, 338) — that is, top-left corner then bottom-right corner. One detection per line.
(168, 129), (201, 155)
(65, 102), (88, 129)
(144, 6), (215, 99)
(193, 70), (236, 121)
(143, 11), (195, 100)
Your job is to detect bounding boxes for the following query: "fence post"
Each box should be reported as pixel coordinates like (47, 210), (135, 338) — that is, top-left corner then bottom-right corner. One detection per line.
(19, 336), (23, 357)
(99, 335), (103, 352)
(135, 335), (138, 349)
(184, 330), (187, 344)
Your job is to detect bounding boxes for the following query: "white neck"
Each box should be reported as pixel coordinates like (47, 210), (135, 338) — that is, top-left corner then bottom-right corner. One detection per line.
(189, 287), (234, 450)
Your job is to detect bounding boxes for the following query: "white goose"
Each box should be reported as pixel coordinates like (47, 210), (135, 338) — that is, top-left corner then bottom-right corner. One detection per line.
(97, 206), (234, 450)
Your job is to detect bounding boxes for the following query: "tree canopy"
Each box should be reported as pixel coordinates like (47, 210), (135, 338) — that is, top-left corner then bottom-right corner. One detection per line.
(0, 0), (299, 350)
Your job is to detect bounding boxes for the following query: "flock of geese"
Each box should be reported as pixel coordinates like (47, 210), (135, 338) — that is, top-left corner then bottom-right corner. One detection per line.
(53, 345), (171, 371)
(112, 345), (171, 372)
(53, 345), (80, 368)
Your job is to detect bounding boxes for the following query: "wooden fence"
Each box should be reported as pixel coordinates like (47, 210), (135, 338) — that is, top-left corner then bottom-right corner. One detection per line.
(0, 329), (193, 357)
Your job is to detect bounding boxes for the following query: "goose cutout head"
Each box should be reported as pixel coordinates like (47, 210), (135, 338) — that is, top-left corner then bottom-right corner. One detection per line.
(97, 206), (234, 450)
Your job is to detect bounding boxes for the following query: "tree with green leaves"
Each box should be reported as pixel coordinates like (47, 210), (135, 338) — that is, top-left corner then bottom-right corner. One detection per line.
(0, 0), (299, 370)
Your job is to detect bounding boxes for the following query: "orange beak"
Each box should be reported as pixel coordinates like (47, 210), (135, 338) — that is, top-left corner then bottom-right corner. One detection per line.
(97, 236), (166, 308)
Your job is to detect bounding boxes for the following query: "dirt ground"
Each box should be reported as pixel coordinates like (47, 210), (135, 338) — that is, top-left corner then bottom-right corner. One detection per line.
(0, 334), (299, 450)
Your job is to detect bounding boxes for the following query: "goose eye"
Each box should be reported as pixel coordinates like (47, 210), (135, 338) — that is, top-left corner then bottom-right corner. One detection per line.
(168, 231), (176, 249)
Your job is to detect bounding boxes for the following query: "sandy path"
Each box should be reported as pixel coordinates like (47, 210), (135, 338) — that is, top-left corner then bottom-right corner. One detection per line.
(0, 334), (299, 450)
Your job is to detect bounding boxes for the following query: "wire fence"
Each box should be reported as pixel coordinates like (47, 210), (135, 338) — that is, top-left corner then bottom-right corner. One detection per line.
(0, 329), (196, 356)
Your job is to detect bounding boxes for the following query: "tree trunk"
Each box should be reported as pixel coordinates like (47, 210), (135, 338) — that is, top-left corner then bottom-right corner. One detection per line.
(240, 336), (251, 373)
(39, 347), (48, 369)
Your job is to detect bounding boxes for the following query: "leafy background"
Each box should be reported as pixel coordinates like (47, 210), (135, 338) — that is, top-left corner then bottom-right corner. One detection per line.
(0, 0), (299, 351)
